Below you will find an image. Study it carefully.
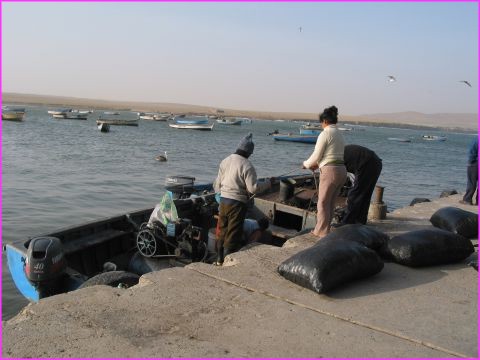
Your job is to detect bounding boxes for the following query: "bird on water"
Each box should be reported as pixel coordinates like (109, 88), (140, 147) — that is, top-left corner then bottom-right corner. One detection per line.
(156, 151), (168, 162)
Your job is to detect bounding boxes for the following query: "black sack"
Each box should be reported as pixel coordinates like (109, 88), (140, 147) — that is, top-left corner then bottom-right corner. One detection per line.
(278, 238), (384, 294)
(328, 224), (389, 250)
(380, 228), (474, 267)
(430, 206), (478, 239)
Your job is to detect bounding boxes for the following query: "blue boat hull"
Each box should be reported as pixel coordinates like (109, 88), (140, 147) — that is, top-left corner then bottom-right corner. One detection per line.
(299, 128), (322, 135)
(273, 135), (318, 144)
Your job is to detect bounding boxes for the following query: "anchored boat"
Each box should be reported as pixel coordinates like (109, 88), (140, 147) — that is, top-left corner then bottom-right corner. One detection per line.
(272, 133), (318, 144)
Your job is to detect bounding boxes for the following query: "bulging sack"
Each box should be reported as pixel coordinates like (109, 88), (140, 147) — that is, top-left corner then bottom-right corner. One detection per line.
(430, 206), (478, 239)
(327, 224), (389, 250)
(380, 228), (474, 267)
(278, 238), (384, 294)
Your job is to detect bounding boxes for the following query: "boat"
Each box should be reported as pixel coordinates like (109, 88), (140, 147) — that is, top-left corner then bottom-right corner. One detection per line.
(338, 127), (353, 131)
(97, 122), (110, 132)
(422, 135), (447, 142)
(53, 111), (88, 120)
(4, 172), (346, 302)
(387, 137), (411, 143)
(48, 109), (72, 115)
(2, 110), (25, 121)
(173, 115), (209, 125)
(140, 113), (172, 121)
(103, 111), (119, 115)
(272, 133), (318, 144)
(96, 118), (139, 127)
(169, 122), (214, 131)
(299, 128), (322, 135)
(216, 117), (243, 125)
(72, 109), (93, 114)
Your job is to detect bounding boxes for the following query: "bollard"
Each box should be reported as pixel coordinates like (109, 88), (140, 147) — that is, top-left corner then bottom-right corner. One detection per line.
(368, 185), (387, 220)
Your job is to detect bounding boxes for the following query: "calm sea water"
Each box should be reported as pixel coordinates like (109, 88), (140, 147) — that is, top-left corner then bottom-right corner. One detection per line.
(2, 105), (476, 320)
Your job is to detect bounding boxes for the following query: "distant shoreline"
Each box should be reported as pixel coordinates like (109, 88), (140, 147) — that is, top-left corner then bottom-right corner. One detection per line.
(2, 92), (477, 133)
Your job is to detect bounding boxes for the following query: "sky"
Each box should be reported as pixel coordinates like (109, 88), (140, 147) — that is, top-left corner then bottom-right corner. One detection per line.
(1, 2), (478, 115)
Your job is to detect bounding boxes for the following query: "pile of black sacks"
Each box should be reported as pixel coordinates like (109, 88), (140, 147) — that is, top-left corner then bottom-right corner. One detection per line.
(278, 207), (477, 294)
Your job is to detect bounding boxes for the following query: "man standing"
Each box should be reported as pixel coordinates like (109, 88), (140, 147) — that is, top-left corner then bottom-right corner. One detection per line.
(460, 137), (478, 205)
(340, 144), (382, 225)
(213, 133), (271, 265)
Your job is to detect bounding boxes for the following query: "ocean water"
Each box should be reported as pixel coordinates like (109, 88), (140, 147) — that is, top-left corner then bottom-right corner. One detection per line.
(1, 105), (476, 320)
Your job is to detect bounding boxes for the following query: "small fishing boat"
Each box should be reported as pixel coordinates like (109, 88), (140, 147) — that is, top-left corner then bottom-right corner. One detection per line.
(169, 122), (214, 131)
(4, 172), (347, 302)
(273, 133), (318, 144)
(387, 137), (411, 143)
(97, 122), (110, 132)
(48, 109), (72, 115)
(173, 115), (209, 125)
(2, 108), (25, 121)
(96, 118), (139, 127)
(422, 135), (447, 142)
(299, 128), (322, 135)
(338, 127), (353, 131)
(53, 112), (88, 120)
(103, 111), (119, 115)
(216, 117), (243, 125)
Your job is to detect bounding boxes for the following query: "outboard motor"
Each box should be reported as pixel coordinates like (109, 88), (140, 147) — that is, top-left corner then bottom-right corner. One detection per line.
(165, 175), (196, 199)
(24, 236), (67, 298)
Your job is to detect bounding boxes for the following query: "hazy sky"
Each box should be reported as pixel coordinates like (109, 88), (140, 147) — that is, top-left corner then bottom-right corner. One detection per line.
(2, 2), (478, 115)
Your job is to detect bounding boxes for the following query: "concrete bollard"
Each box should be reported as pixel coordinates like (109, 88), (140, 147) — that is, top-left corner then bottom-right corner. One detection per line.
(368, 185), (387, 220)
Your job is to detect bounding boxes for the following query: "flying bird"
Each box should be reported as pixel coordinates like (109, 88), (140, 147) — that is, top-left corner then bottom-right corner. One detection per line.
(459, 80), (472, 87)
(155, 151), (168, 162)
(387, 75), (396, 82)
(299, 26), (302, 32)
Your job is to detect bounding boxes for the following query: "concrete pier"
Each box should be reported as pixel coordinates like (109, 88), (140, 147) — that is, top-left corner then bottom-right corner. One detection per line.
(2, 193), (478, 358)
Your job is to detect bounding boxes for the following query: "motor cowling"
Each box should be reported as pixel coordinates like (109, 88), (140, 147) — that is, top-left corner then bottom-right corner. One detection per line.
(25, 236), (67, 285)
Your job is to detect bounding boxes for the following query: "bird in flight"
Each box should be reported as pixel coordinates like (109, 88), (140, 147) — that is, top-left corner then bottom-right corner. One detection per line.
(299, 26), (302, 32)
(387, 75), (396, 82)
(459, 80), (472, 87)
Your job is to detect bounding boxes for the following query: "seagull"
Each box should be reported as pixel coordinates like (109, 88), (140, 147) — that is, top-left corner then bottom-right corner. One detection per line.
(387, 75), (396, 82)
(155, 151), (168, 162)
(299, 26), (302, 32)
(459, 80), (472, 87)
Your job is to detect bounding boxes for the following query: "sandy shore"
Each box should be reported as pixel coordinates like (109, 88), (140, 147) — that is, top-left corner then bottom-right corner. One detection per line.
(3, 92), (477, 131)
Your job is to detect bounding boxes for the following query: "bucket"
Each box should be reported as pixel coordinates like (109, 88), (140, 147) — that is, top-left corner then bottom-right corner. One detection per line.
(279, 178), (296, 202)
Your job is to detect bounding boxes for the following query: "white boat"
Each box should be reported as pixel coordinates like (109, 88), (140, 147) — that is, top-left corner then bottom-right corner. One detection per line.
(103, 111), (119, 115)
(338, 127), (353, 131)
(48, 108), (72, 115)
(52, 111), (88, 120)
(169, 122), (214, 131)
(422, 135), (447, 142)
(97, 122), (110, 132)
(216, 117), (242, 125)
(388, 137), (411, 143)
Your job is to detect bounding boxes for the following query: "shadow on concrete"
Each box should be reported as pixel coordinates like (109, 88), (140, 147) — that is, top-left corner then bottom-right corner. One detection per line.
(327, 262), (469, 300)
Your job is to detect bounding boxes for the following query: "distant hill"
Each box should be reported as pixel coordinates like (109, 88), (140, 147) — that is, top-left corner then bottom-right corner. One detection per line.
(2, 92), (477, 131)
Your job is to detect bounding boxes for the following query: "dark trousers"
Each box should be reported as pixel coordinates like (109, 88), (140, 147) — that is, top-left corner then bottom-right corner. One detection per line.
(216, 200), (247, 263)
(342, 159), (382, 225)
(463, 163), (478, 204)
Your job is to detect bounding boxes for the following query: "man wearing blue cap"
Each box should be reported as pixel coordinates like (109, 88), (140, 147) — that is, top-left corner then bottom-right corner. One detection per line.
(213, 133), (272, 265)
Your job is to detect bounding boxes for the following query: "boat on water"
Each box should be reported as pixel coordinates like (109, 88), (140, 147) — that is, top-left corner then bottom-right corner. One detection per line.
(96, 118), (139, 127)
(2, 109), (25, 121)
(216, 117), (243, 125)
(338, 127), (353, 131)
(48, 109), (72, 115)
(387, 137), (411, 143)
(299, 128), (322, 135)
(173, 115), (209, 125)
(103, 111), (120, 115)
(422, 135), (447, 142)
(169, 122), (214, 131)
(272, 133), (318, 144)
(97, 122), (110, 132)
(4, 173), (346, 302)
(53, 111), (88, 120)
(139, 113), (172, 121)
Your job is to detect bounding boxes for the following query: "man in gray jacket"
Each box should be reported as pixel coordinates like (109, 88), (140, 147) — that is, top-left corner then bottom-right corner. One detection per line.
(213, 133), (272, 265)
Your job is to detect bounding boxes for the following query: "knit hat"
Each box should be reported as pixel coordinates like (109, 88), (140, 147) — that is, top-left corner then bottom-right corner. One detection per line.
(237, 133), (254, 155)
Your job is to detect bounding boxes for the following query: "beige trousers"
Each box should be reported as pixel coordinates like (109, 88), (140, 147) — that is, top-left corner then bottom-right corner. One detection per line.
(313, 165), (347, 237)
